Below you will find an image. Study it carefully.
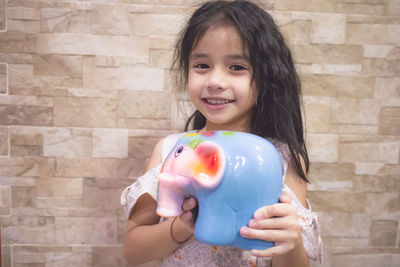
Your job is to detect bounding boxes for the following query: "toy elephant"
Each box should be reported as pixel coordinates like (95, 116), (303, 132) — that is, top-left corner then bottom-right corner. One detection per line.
(156, 131), (283, 250)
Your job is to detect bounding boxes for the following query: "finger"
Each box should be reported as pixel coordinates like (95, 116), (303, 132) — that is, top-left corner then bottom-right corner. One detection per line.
(251, 244), (290, 258)
(180, 211), (193, 222)
(248, 217), (290, 230)
(253, 203), (295, 219)
(182, 197), (197, 211)
(240, 227), (289, 243)
(279, 191), (292, 204)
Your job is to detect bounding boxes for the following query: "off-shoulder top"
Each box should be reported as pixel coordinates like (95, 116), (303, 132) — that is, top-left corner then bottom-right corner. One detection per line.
(121, 132), (323, 266)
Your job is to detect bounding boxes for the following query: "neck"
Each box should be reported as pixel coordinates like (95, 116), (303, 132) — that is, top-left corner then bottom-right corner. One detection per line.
(200, 121), (252, 133)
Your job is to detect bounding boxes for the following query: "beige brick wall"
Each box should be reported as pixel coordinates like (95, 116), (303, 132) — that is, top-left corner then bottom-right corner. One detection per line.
(0, 0), (399, 266)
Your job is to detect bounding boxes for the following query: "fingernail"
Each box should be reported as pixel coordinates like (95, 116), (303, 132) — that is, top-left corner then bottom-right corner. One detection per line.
(254, 211), (263, 219)
(240, 227), (249, 235)
(182, 212), (192, 221)
(251, 250), (259, 257)
(249, 219), (258, 228)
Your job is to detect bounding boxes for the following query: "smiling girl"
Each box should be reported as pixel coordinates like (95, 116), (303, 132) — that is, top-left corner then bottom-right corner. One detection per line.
(121, 1), (323, 266)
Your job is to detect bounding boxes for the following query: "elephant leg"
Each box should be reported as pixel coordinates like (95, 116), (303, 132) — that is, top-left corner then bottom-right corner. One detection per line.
(194, 198), (236, 246)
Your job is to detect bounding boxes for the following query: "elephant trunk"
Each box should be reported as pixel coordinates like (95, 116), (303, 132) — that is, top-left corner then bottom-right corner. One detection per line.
(156, 172), (190, 217)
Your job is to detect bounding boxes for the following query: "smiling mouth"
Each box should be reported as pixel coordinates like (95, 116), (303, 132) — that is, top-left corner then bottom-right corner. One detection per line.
(202, 98), (235, 105)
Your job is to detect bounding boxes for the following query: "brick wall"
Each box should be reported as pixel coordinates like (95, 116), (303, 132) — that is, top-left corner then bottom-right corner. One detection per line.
(0, 0), (399, 266)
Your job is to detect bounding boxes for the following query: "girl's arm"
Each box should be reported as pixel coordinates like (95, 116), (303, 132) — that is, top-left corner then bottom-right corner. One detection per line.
(122, 139), (193, 265)
(271, 158), (309, 267)
(240, 157), (310, 267)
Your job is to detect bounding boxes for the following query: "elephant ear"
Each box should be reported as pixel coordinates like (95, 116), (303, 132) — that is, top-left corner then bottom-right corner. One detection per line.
(192, 141), (225, 189)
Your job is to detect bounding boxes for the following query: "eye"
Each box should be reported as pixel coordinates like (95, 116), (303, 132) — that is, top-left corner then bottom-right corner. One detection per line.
(194, 63), (209, 69)
(174, 146), (184, 157)
(229, 65), (246, 71)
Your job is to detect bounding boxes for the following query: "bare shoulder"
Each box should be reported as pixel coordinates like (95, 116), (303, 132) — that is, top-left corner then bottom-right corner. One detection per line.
(126, 138), (165, 224)
(284, 156), (308, 207)
(145, 138), (165, 172)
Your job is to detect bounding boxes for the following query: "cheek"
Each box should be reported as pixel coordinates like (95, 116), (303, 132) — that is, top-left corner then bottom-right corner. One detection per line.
(249, 86), (257, 105)
(246, 78), (257, 102)
(187, 74), (201, 101)
(236, 80), (255, 102)
(188, 71), (197, 86)
(187, 85), (196, 104)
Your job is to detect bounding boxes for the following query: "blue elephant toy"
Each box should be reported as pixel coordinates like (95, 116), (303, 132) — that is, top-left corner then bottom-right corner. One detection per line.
(156, 131), (283, 250)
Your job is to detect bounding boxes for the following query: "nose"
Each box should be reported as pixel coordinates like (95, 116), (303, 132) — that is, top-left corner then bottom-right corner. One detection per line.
(207, 67), (226, 91)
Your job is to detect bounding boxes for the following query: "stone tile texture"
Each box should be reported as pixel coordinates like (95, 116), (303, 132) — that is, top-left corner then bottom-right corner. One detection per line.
(0, 0), (399, 266)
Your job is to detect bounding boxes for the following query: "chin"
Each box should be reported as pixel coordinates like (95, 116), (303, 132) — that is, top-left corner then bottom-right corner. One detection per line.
(205, 119), (235, 129)
(204, 116), (228, 124)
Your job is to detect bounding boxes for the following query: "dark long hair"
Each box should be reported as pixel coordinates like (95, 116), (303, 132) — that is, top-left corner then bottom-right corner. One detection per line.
(173, 0), (309, 182)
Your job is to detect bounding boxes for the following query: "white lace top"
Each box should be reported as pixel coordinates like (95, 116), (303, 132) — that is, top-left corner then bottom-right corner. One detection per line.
(121, 132), (323, 266)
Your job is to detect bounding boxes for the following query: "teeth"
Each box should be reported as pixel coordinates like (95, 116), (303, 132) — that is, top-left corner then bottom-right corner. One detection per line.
(205, 99), (231, 105)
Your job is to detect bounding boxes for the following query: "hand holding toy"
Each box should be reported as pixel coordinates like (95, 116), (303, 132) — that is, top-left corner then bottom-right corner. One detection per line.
(156, 131), (283, 250)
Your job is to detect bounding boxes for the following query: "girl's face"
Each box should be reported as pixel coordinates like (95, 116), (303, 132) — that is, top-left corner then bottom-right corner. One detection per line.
(188, 25), (255, 132)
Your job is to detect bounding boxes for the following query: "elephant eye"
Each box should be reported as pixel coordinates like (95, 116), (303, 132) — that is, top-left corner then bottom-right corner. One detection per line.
(174, 146), (184, 157)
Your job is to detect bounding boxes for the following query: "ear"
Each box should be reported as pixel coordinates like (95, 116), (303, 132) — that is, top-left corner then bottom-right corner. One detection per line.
(192, 141), (225, 189)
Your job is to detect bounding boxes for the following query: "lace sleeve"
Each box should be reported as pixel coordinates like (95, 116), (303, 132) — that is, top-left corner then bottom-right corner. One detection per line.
(298, 200), (323, 263)
(120, 164), (162, 218)
(282, 185), (323, 263)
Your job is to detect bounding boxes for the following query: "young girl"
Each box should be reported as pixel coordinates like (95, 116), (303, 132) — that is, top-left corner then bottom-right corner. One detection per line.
(121, 1), (323, 266)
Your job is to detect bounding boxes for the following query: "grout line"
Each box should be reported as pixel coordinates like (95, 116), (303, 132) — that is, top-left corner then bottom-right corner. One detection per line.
(7, 126), (9, 157)
(0, 63), (8, 96)
(397, 221), (400, 249)
(5, 63), (8, 95)
(0, 0), (6, 33)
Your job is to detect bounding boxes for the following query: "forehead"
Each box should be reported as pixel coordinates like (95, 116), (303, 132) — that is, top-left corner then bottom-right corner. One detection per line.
(191, 25), (248, 57)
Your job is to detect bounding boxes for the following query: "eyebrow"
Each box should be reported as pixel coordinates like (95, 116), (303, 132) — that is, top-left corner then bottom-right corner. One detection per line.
(190, 53), (250, 61)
